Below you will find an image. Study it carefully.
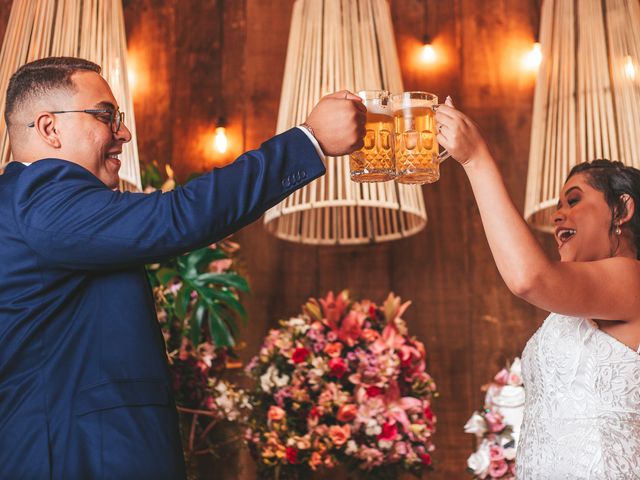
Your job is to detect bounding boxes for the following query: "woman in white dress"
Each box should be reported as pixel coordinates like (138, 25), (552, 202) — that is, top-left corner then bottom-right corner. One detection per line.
(435, 98), (640, 479)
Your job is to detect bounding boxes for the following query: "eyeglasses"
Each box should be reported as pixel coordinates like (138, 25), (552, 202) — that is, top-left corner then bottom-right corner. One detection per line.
(27, 108), (125, 134)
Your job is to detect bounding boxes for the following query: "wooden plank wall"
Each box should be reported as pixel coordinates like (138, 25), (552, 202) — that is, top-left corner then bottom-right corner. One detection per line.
(0, 0), (559, 477)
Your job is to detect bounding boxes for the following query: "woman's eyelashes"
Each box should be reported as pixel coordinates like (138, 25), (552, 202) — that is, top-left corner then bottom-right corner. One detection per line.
(567, 195), (579, 207)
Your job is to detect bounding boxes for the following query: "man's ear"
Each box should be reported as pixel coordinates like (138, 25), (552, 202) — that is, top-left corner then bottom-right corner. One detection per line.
(616, 193), (635, 226)
(32, 112), (61, 148)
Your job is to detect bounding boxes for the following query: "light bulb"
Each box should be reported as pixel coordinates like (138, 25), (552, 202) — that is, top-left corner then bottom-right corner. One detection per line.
(421, 44), (436, 63)
(214, 127), (228, 154)
(523, 42), (542, 70)
(624, 55), (636, 81)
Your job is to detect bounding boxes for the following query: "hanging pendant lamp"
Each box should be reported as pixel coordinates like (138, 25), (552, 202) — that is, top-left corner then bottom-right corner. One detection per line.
(525, 0), (640, 232)
(263, 0), (427, 245)
(0, 0), (141, 191)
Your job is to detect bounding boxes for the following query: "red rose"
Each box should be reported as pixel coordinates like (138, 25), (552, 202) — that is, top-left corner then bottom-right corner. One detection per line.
(365, 386), (382, 397)
(377, 422), (398, 441)
(328, 357), (347, 378)
(286, 447), (298, 464)
(420, 453), (432, 465)
(291, 347), (310, 364)
(424, 406), (434, 422)
(368, 305), (377, 319)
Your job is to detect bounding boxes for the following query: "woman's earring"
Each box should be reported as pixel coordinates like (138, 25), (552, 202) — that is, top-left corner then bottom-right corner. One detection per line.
(615, 224), (622, 235)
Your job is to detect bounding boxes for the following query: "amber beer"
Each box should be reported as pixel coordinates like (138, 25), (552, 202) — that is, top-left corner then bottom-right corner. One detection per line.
(392, 92), (443, 184)
(349, 90), (395, 182)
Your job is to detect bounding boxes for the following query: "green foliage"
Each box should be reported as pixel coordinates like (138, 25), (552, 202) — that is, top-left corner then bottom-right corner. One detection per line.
(148, 242), (249, 349)
(141, 160), (165, 190)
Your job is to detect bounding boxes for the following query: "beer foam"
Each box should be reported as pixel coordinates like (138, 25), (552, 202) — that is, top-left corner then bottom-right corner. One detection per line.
(393, 98), (433, 111)
(366, 101), (392, 115)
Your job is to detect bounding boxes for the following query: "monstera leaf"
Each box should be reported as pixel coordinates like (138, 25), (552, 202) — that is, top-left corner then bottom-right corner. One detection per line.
(148, 245), (249, 348)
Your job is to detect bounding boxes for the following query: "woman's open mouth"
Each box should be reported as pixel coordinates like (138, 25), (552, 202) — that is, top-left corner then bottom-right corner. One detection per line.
(555, 227), (576, 248)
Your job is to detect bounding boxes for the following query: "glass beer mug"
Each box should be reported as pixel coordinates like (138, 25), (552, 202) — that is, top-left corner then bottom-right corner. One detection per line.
(349, 90), (396, 182)
(392, 91), (450, 184)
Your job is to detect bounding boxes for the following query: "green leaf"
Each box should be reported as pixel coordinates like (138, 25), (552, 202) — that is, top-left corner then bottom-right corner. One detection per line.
(178, 248), (225, 277)
(175, 285), (193, 320)
(208, 309), (235, 347)
(198, 288), (247, 321)
(194, 272), (250, 292)
(190, 301), (207, 346)
(156, 267), (179, 285)
(218, 306), (240, 335)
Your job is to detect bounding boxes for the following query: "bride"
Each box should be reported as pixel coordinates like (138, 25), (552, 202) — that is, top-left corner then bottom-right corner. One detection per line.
(435, 98), (640, 478)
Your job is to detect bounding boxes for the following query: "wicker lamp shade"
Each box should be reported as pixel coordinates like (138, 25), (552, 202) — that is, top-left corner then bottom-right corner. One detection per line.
(525, 0), (640, 232)
(0, 0), (141, 191)
(263, 0), (427, 245)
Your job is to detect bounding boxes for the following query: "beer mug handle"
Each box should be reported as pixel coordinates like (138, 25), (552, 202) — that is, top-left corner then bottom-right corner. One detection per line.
(431, 103), (451, 164)
(436, 149), (450, 164)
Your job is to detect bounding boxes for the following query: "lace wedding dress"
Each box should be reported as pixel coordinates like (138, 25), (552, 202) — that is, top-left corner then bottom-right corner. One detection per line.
(517, 313), (640, 479)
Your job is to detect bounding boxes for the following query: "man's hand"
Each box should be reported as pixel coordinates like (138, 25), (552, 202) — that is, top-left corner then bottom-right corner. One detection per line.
(304, 90), (366, 156)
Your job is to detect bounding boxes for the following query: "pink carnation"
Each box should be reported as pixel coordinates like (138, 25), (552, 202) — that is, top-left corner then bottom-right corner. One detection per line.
(489, 459), (509, 477)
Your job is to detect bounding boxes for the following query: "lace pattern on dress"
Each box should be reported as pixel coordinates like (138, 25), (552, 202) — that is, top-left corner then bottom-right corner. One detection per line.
(516, 313), (640, 479)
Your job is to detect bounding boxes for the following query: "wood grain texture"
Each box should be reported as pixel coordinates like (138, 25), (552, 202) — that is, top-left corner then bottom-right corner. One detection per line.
(0, 0), (553, 477)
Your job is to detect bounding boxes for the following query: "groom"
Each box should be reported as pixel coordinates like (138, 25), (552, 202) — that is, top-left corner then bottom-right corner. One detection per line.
(0, 56), (365, 479)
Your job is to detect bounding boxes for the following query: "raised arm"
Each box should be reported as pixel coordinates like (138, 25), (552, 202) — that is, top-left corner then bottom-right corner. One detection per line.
(14, 90), (365, 271)
(435, 98), (640, 321)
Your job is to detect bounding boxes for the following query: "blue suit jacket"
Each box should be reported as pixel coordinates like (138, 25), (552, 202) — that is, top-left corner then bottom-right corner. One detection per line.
(0, 128), (324, 479)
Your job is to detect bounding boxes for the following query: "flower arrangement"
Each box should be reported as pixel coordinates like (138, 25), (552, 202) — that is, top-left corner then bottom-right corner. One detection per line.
(464, 358), (525, 480)
(245, 291), (438, 479)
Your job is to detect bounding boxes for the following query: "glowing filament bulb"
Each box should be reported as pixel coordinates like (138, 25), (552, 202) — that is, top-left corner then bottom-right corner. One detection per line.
(624, 55), (636, 80)
(214, 127), (228, 154)
(421, 43), (436, 63)
(523, 42), (542, 70)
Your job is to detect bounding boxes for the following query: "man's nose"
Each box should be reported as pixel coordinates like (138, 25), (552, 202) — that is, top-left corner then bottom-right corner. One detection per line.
(114, 122), (132, 143)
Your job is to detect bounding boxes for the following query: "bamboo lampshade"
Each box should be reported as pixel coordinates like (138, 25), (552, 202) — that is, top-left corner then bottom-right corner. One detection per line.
(525, 0), (640, 232)
(0, 0), (141, 191)
(263, 0), (427, 245)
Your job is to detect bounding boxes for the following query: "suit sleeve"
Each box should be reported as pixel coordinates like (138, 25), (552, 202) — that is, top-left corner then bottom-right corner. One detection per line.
(13, 128), (325, 270)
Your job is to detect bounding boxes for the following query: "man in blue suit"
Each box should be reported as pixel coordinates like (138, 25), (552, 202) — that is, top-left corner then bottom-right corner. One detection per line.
(0, 56), (365, 479)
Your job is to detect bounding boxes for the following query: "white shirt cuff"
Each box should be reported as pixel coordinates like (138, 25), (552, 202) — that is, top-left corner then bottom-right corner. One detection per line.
(296, 126), (326, 165)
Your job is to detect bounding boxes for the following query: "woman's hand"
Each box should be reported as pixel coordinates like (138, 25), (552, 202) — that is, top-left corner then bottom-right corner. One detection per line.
(435, 96), (490, 166)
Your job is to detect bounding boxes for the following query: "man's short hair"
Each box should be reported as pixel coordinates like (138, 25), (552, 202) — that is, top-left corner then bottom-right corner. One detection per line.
(4, 56), (101, 128)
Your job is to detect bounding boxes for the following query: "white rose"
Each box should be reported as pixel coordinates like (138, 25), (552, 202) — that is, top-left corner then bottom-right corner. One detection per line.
(503, 446), (517, 461)
(287, 317), (310, 334)
(273, 372), (291, 389)
(508, 358), (523, 385)
(377, 439), (393, 450)
(345, 440), (358, 455)
(464, 411), (488, 437)
(467, 439), (491, 477)
(260, 365), (277, 392)
(365, 419), (382, 437)
(493, 385), (525, 408)
(259, 365), (290, 392)
(493, 385), (525, 441)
